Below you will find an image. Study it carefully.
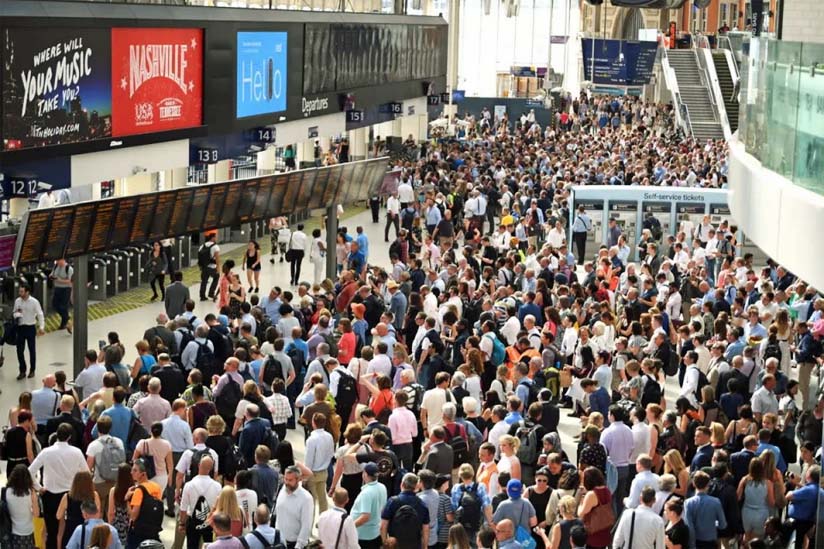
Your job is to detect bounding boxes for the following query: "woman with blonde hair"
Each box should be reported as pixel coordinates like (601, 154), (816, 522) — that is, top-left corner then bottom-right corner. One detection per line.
(709, 421), (726, 450)
(774, 308), (792, 372)
(210, 486), (244, 536)
(548, 495), (584, 549)
(497, 435), (521, 480)
(57, 470), (101, 548)
(663, 449), (690, 498)
(489, 365), (513, 402)
(205, 415), (232, 483)
(232, 380), (269, 436)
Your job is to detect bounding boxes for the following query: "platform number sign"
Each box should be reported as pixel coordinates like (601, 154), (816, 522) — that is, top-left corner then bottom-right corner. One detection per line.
(196, 148), (220, 164)
(346, 110), (365, 123)
(1, 177), (38, 198)
(389, 102), (402, 114)
(255, 127), (277, 143)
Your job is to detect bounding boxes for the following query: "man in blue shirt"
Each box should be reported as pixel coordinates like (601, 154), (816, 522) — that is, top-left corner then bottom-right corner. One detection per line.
(351, 463), (388, 548)
(684, 471), (727, 549)
(581, 379), (610, 425)
(380, 472), (430, 545)
(756, 428), (787, 474)
(92, 387), (136, 449)
(424, 199), (442, 234)
(723, 328), (746, 363)
(786, 465), (824, 549)
(355, 226), (369, 262)
(259, 287), (283, 325)
(347, 242), (367, 277)
(65, 500), (122, 549)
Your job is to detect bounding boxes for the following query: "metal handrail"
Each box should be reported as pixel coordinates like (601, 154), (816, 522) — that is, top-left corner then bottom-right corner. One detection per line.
(680, 102), (694, 138)
(660, 47), (692, 138)
(717, 35), (740, 80)
(692, 48), (721, 125)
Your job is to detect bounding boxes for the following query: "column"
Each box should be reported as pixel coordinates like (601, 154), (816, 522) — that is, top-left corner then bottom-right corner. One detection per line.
(207, 160), (231, 183)
(446, 0), (461, 90)
(257, 147), (276, 173)
(167, 167), (189, 189)
(122, 173), (154, 196)
(8, 198), (28, 220)
(72, 256), (88, 378)
(349, 127), (368, 161)
(325, 205), (338, 279)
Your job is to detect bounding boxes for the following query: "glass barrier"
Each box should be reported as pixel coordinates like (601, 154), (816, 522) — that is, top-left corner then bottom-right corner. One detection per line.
(739, 38), (824, 196)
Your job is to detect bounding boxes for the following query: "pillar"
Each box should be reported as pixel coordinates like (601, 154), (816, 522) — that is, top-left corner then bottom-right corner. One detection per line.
(446, 0), (461, 91)
(257, 147), (276, 173)
(122, 173), (154, 196)
(208, 160), (231, 183)
(325, 205), (338, 279)
(9, 198), (28, 220)
(72, 256), (88, 378)
(349, 127), (368, 160)
(169, 167), (189, 189)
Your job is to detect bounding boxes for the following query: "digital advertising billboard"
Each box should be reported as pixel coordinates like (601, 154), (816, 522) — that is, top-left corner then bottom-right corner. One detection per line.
(236, 31), (288, 119)
(111, 28), (204, 136)
(2, 27), (113, 151)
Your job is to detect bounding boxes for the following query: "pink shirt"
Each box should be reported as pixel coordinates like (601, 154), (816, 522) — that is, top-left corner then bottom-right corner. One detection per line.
(133, 394), (172, 428)
(388, 407), (418, 445)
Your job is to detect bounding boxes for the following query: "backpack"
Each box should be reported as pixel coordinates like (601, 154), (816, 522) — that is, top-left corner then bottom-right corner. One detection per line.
(197, 242), (214, 269)
(238, 530), (284, 549)
(664, 350), (680, 377)
(287, 346), (307, 377)
(194, 341), (215, 376)
(515, 421), (541, 467)
(132, 485), (164, 537)
(389, 239), (401, 259)
(693, 367), (710, 403)
(640, 374), (662, 407)
(445, 422), (470, 468)
(97, 436), (126, 482)
(177, 328), (194, 356)
(190, 494), (213, 532)
(388, 503), (423, 547)
(648, 218), (662, 241)
(455, 482), (483, 531)
(262, 354), (286, 388)
(763, 341), (782, 365)
(239, 362), (255, 383)
(519, 379), (541, 409)
(188, 448), (215, 481)
(322, 332), (339, 358)
(486, 333), (506, 367)
(334, 368), (358, 417)
(216, 376), (243, 423)
(263, 427), (280, 457)
(222, 444), (247, 480)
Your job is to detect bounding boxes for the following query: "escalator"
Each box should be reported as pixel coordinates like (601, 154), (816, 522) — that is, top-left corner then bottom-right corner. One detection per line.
(712, 51), (739, 133)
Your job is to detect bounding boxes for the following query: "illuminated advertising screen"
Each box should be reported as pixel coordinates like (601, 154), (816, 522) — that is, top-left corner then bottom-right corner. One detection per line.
(2, 27), (112, 150)
(236, 32), (288, 118)
(111, 28), (203, 136)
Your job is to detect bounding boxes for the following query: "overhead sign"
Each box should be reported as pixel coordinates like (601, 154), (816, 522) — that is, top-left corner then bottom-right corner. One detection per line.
(427, 95), (440, 106)
(346, 110), (365, 123)
(581, 38), (658, 86)
(2, 27), (113, 150)
(14, 158), (389, 266)
(111, 28), (204, 136)
(236, 32), (288, 118)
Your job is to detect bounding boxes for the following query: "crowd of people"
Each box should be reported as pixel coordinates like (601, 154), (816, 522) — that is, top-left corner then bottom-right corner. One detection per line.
(1, 92), (823, 549)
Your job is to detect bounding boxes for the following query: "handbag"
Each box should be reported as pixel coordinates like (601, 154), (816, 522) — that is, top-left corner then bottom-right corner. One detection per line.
(514, 501), (538, 549)
(583, 491), (615, 533)
(284, 234), (296, 261)
(559, 368), (572, 388)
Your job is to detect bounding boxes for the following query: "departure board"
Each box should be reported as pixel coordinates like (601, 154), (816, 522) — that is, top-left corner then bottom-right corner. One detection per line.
(308, 169), (331, 210)
(110, 197), (138, 248)
(44, 208), (74, 261)
(324, 165), (343, 206)
(255, 177), (276, 218)
(13, 157), (389, 266)
(17, 210), (51, 265)
(149, 192), (176, 241)
(221, 182), (242, 227)
(66, 204), (97, 256)
(130, 194), (157, 244)
(169, 189), (195, 237)
(88, 200), (117, 253)
(187, 187), (211, 232)
(295, 170), (317, 212)
(281, 172), (302, 215)
(237, 180), (259, 223)
(204, 185), (227, 230)
(268, 176), (289, 217)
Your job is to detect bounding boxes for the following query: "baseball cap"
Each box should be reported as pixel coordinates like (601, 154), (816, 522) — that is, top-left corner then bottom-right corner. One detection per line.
(507, 479), (523, 499)
(363, 462), (379, 477)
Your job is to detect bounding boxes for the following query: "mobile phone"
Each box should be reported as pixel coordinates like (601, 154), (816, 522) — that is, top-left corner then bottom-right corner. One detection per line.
(98, 339), (106, 350)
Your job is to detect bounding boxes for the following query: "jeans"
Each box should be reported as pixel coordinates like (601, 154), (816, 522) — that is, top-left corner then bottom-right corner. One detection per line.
(705, 257), (716, 285)
(52, 287), (71, 328)
(289, 251), (305, 284)
(572, 231), (588, 265)
(199, 267), (218, 300)
(165, 452), (183, 513)
(150, 273), (166, 299)
(16, 324), (37, 375)
(385, 214), (400, 241)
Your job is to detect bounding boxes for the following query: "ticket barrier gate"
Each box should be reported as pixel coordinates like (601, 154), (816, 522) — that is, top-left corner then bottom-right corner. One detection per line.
(110, 250), (134, 293)
(125, 246), (145, 288)
(20, 270), (49, 311)
(173, 236), (192, 270)
(89, 258), (109, 302)
(0, 273), (20, 308)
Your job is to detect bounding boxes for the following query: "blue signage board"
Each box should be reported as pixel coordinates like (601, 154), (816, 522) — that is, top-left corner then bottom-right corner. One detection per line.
(582, 39), (658, 86)
(236, 32), (288, 118)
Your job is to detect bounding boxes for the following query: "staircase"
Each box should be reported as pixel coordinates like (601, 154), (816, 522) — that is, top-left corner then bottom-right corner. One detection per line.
(712, 51), (739, 132)
(667, 50), (725, 141)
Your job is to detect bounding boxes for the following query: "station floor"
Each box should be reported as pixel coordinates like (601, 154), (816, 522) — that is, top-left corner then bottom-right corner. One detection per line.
(0, 206), (784, 542)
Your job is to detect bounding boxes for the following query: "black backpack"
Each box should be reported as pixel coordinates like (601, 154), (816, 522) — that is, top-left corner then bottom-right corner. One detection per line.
(197, 242), (214, 269)
(177, 328), (195, 355)
(216, 376), (242, 422)
(0, 487), (12, 546)
(445, 422), (470, 468)
(693, 367), (710, 403)
(763, 341), (782, 365)
(664, 350), (680, 377)
(246, 394), (274, 426)
(641, 374), (662, 407)
(455, 482), (483, 531)
(334, 368), (358, 417)
(187, 448), (215, 481)
(388, 503), (423, 548)
(222, 442), (246, 480)
(238, 530), (284, 549)
(132, 485), (164, 537)
(194, 342), (215, 376)
(286, 347), (307, 378)
(189, 494), (213, 532)
(262, 355), (286, 388)
(209, 327), (233, 363)
(519, 379), (541, 408)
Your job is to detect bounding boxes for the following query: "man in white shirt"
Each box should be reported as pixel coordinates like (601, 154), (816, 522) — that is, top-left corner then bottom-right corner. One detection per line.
(304, 413), (336, 516)
(275, 465), (315, 548)
(385, 193), (401, 242)
(420, 372), (454, 434)
(13, 284), (45, 379)
(487, 406), (510, 454)
(74, 349), (107, 401)
(318, 488), (359, 549)
(179, 455), (222, 547)
(546, 220), (566, 249)
(29, 424), (90, 549)
(86, 415), (126, 518)
(624, 454), (660, 509)
(175, 429), (220, 503)
(613, 486), (666, 549)
(397, 179), (415, 208)
(680, 351), (702, 407)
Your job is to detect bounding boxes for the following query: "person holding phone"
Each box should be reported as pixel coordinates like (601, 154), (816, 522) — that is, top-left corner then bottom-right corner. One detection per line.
(13, 284), (45, 380)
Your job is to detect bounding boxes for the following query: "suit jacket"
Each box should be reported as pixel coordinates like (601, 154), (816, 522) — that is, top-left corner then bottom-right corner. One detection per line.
(691, 444), (714, 472)
(423, 441), (454, 476)
(165, 282), (190, 319)
(45, 412), (86, 451)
